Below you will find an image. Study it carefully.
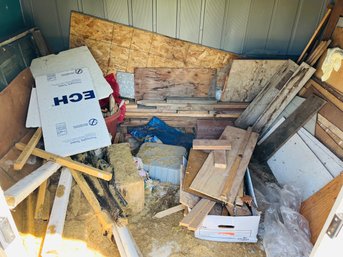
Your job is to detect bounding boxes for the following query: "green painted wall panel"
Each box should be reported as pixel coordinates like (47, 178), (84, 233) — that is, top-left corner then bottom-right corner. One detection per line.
(0, 0), (25, 39)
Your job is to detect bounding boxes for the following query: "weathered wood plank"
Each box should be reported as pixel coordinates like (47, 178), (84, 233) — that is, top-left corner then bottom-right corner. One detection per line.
(252, 62), (316, 134)
(154, 204), (185, 218)
(256, 94), (326, 160)
(213, 150), (227, 169)
(221, 60), (286, 102)
(196, 119), (234, 139)
(234, 60), (298, 129)
(134, 68), (216, 100)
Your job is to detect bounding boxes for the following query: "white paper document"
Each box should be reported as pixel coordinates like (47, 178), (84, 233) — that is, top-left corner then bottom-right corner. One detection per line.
(35, 68), (111, 156)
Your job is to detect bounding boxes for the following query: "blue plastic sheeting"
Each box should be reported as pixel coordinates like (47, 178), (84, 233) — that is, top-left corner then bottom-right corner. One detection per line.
(128, 116), (194, 150)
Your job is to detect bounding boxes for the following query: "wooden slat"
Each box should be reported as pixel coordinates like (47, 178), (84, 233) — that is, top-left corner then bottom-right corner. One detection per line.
(41, 168), (72, 257)
(300, 173), (343, 244)
(14, 127), (42, 170)
(196, 119), (234, 139)
(34, 179), (49, 220)
(316, 124), (343, 159)
(297, 8), (332, 62)
(318, 114), (343, 141)
(234, 60), (298, 129)
(317, 121), (343, 148)
(213, 150), (227, 169)
(125, 111), (241, 118)
(193, 139), (231, 150)
(322, 1), (343, 40)
(256, 94), (326, 160)
(190, 126), (259, 203)
(166, 97), (217, 104)
(4, 161), (61, 208)
(15, 143), (112, 181)
(188, 200), (216, 231)
(135, 68), (216, 99)
(154, 204), (185, 218)
(252, 62), (316, 134)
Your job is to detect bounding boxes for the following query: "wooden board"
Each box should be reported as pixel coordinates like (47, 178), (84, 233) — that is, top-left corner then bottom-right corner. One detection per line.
(193, 140), (231, 150)
(256, 94), (326, 160)
(253, 62), (316, 134)
(69, 12), (237, 89)
(213, 150), (227, 169)
(0, 68), (33, 158)
(134, 68), (216, 100)
(316, 123), (343, 159)
(267, 133), (334, 200)
(221, 60), (286, 102)
(190, 126), (259, 203)
(196, 119), (234, 139)
(234, 60), (298, 129)
(300, 173), (343, 244)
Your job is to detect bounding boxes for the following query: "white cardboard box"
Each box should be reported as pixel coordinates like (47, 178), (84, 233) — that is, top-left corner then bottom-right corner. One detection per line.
(35, 67), (111, 157)
(195, 170), (260, 243)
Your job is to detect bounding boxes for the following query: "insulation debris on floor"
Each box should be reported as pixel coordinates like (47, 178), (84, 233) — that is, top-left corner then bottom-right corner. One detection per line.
(2, 2), (343, 257)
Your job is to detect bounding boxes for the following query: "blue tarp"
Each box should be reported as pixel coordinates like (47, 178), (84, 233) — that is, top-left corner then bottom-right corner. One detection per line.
(128, 116), (194, 150)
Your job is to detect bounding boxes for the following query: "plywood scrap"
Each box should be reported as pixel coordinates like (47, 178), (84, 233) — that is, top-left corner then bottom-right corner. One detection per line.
(300, 173), (343, 244)
(180, 199), (216, 231)
(221, 60), (286, 102)
(154, 204), (185, 218)
(190, 126), (259, 204)
(107, 143), (144, 214)
(193, 139), (231, 150)
(252, 62), (316, 134)
(4, 161), (61, 208)
(256, 94), (326, 161)
(13, 127), (42, 170)
(15, 142), (112, 181)
(235, 60), (298, 129)
(41, 168), (72, 257)
(134, 68), (216, 100)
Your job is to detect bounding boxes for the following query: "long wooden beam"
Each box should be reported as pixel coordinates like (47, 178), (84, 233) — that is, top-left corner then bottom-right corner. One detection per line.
(15, 143), (112, 181)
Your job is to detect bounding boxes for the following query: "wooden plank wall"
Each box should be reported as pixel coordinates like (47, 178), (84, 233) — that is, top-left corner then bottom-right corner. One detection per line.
(69, 12), (237, 89)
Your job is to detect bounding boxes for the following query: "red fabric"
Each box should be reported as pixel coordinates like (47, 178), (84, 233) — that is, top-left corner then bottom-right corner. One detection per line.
(99, 73), (126, 122)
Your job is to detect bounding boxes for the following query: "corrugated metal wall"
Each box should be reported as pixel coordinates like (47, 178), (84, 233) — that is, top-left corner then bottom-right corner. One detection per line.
(20, 0), (330, 57)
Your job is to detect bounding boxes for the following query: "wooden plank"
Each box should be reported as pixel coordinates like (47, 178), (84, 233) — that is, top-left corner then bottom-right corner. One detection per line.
(13, 127), (42, 170)
(15, 142), (112, 181)
(154, 204), (185, 218)
(221, 60), (286, 102)
(193, 139), (231, 150)
(190, 126), (259, 203)
(307, 40), (331, 66)
(0, 68), (33, 159)
(69, 12), (237, 87)
(134, 68), (216, 100)
(179, 198), (215, 230)
(125, 111), (241, 118)
(300, 173), (343, 244)
(256, 94), (326, 160)
(4, 161), (61, 208)
(252, 62), (316, 134)
(322, 0), (343, 40)
(137, 100), (248, 109)
(187, 200), (216, 231)
(297, 8), (331, 62)
(34, 179), (49, 220)
(213, 150), (227, 169)
(41, 168), (72, 257)
(196, 119), (234, 139)
(318, 114), (343, 141)
(180, 162), (200, 208)
(316, 123), (343, 159)
(317, 120), (343, 148)
(166, 97), (217, 104)
(234, 60), (298, 129)
(32, 29), (50, 56)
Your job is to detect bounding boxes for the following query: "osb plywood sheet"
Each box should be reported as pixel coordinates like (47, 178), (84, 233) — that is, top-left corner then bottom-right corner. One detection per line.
(0, 68), (33, 158)
(134, 68), (216, 100)
(221, 60), (286, 102)
(69, 11), (238, 89)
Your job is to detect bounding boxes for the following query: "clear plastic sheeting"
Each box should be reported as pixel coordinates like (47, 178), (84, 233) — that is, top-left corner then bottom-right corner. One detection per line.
(252, 175), (313, 257)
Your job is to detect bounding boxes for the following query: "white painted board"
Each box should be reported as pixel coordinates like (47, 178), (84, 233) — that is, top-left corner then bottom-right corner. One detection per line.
(26, 88), (41, 128)
(267, 133), (334, 200)
(35, 68), (111, 156)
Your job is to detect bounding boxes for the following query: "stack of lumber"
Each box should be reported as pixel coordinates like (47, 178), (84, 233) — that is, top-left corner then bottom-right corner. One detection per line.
(178, 126), (259, 232)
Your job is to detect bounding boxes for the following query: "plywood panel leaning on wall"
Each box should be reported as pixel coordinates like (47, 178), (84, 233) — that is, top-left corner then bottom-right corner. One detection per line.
(69, 11), (238, 89)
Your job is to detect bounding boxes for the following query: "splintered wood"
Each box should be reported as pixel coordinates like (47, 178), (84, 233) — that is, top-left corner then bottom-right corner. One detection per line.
(134, 68), (216, 100)
(190, 126), (259, 204)
(69, 12), (237, 89)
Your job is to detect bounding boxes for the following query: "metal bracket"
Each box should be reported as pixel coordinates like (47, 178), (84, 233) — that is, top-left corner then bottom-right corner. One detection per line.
(326, 213), (343, 239)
